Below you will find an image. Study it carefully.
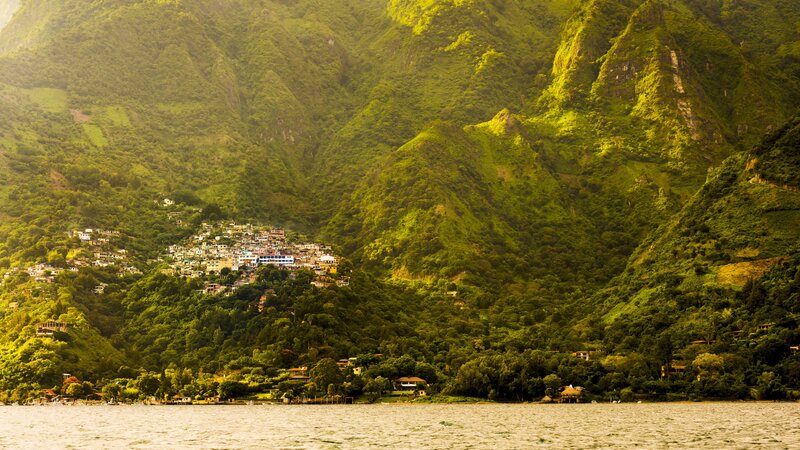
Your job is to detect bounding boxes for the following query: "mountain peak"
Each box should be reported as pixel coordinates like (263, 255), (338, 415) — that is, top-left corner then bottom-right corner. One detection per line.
(487, 108), (521, 136)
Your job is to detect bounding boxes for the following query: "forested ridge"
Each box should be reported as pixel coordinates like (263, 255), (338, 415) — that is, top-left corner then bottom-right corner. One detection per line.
(0, 0), (799, 403)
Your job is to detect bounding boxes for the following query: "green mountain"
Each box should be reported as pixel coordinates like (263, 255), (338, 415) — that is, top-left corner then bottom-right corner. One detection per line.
(593, 118), (800, 337)
(0, 0), (799, 402)
(574, 119), (800, 399)
(329, 0), (800, 289)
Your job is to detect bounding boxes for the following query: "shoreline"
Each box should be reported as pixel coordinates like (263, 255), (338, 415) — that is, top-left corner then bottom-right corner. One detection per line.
(5, 398), (795, 407)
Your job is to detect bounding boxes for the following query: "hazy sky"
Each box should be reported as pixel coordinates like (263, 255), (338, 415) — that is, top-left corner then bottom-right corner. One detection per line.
(0, 0), (20, 32)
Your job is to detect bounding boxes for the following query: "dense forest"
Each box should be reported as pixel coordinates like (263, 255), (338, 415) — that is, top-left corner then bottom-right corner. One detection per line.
(0, 0), (799, 403)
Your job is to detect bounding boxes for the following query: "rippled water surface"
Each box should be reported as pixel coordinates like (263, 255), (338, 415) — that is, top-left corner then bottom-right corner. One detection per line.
(1, 403), (798, 449)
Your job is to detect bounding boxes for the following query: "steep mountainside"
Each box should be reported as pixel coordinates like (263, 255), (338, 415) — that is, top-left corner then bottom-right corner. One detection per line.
(0, 0), (799, 401)
(310, 0), (580, 213)
(590, 118), (800, 339)
(326, 110), (655, 291)
(0, 0), (580, 261)
(551, 119), (800, 399)
(329, 0), (800, 289)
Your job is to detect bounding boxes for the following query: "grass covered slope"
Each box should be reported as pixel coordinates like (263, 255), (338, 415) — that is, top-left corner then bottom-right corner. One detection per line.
(542, 0), (799, 166)
(327, 0), (800, 292)
(0, 0), (396, 237)
(1, 0), (798, 268)
(587, 118), (800, 360)
(1, 0), (800, 401)
(310, 0), (581, 214)
(327, 109), (660, 291)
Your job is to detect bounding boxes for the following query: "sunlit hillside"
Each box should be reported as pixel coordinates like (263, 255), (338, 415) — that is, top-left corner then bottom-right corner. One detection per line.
(0, 0), (799, 403)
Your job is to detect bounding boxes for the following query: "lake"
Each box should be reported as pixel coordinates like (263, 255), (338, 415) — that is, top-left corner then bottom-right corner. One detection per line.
(0, 403), (797, 449)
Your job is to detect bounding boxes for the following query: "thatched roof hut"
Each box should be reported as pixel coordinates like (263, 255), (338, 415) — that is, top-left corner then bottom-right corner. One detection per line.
(559, 385), (585, 403)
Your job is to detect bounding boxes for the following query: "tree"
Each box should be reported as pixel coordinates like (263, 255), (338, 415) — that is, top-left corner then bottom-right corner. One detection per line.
(65, 382), (84, 398)
(394, 355), (416, 376)
(157, 371), (173, 398)
(414, 362), (438, 384)
(310, 358), (343, 396)
(692, 353), (724, 380)
(136, 373), (159, 397)
(62, 376), (81, 394)
(757, 372), (786, 400)
(82, 381), (94, 397)
(218, 381), (248, 400)
(364, 376), (390, 398)
(453, 358), (492, 397)
(543, 374), (562, 397)
(170, 368), (193, 393)
(102, 382), (122, 401)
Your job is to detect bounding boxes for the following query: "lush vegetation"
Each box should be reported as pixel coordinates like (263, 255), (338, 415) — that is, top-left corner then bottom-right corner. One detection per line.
(0, 0), (799, 403)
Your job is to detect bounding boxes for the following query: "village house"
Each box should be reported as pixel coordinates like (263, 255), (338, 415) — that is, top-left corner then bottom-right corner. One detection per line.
(571, 351), (596, 361)
(203, 283), (225, 295)
(758, 323), (774, 332)
(311, 277), (333, 289)
(395, 377), (426, 390)
(256, 254), (295, 266)
(287, 367), (310, 382)
(65, 227), (136, 274)
(2, 268), (19, 280)
(336, 360), (349, 370)
(661, 361), (690, 379)
(206, 258), (233, 273)
(36, 320), (68, 336)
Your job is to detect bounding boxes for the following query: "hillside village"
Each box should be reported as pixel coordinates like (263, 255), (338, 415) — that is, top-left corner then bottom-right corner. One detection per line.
(66, 228), (141, 276)
(164, 222), (345, 291)
(2, 227), (140, 287)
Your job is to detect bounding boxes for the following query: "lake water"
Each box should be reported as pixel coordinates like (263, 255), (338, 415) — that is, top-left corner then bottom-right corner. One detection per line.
(0, 403), (797, 449)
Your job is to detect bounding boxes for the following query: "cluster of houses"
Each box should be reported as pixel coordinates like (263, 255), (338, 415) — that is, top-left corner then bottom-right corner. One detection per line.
(2, 264), (69, 285)
(165, 222), (344, 288)
(280, 359), (428, 401)
(66, 228), (140, 276)
(24, 264), (65, 283)
(0, 228), (140, 288)
(282, 358), (365, 384)
(1, 264), (71, 285)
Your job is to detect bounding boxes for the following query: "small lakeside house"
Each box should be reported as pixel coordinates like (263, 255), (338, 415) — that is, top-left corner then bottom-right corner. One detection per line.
(395, 377), (426, 390)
